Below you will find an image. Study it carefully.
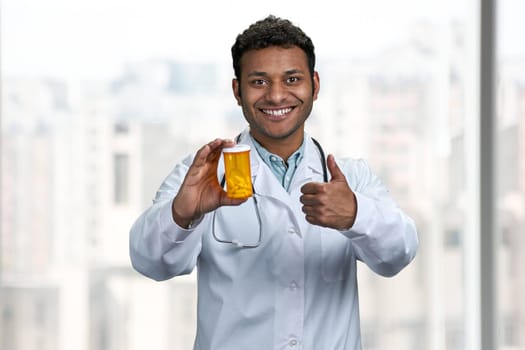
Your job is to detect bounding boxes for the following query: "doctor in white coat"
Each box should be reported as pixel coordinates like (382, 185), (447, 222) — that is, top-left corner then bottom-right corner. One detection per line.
(130, 15), (418, 350)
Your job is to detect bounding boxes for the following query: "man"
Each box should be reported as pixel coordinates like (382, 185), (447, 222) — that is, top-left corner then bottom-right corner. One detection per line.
(130, 15), (418, 350)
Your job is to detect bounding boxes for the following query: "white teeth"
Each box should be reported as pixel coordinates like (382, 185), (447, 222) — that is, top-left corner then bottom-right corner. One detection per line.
(262, 108), (293, 116)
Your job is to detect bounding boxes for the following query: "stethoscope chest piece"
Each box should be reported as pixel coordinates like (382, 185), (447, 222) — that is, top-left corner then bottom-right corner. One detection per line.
(211, 192), (262, 248)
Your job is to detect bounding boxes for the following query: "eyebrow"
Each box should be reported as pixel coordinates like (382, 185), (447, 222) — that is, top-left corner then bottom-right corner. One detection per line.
(247, 69), (306, 77)
(247, 71), (268, 78)
(284, 69), (305, 75)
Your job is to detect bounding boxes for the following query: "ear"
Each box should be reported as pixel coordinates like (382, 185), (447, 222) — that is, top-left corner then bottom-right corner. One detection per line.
(232, 79), (242, 106)
(312, 71), (320, 100)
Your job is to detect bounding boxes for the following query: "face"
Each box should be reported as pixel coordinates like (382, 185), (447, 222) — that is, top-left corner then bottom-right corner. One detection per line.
(232, 46), (320, 155)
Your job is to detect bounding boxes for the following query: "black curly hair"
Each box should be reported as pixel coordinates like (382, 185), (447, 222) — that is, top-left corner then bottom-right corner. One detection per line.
(231, 15), (316, 80)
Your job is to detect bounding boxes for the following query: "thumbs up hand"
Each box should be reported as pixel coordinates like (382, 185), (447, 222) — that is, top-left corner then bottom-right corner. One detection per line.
(300, 154), (357, 230)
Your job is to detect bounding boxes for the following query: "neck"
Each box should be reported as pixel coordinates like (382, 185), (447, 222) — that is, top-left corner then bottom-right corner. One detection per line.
(250, 132), (304, 160)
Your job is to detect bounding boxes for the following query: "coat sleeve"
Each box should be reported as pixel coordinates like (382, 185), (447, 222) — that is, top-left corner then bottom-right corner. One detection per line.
(339, 158), (419, 277)
(129, 154), (205, 281)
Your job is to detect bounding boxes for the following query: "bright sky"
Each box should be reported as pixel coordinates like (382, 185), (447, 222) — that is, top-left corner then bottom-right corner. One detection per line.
(2, 0), (523, 80)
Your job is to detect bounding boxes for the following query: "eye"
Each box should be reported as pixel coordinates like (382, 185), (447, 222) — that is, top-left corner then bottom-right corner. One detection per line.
(287, 76), (300, 84)
(251, 79), (267, 86)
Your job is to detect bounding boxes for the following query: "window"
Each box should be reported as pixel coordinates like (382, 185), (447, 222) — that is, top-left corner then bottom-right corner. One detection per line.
(114, 153), (129, 205)
(114, 122), (129, 135)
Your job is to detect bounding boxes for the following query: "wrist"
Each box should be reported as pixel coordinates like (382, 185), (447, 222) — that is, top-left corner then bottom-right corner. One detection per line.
(171, 198), (195, 229)
(342, 192), (358, 230)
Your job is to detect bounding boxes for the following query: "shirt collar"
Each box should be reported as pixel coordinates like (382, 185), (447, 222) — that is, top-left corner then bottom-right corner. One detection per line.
(249, 134), (305, 168)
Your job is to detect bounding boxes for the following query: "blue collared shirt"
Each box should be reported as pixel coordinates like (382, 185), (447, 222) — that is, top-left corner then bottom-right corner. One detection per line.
(250, 135), (305, 192)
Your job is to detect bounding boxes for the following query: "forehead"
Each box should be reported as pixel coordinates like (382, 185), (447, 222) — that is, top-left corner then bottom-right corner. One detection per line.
(239, 46), (309, 76)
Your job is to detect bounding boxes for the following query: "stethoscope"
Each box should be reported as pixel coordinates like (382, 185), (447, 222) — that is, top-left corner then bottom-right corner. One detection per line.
(211, 135), (328, 248)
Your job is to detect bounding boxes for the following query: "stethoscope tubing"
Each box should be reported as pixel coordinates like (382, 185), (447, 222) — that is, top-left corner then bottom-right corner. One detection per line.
(213, 134), (328, 248)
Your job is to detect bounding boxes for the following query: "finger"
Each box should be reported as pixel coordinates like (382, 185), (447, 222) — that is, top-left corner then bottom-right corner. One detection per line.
(299, 194), (319, 206)
(300, 182), (324, 195)
(206, 138), (229, 159)
(304, 214), (323, 227)
(208, 138), (239, 161)
(301, 204), (310, 214)
(194, 139), (235, 166)
(223, 139), (236, 147)
(192, 140), (218, 167)
(327, 154), (345, 181)
(220, 194), (249, 207)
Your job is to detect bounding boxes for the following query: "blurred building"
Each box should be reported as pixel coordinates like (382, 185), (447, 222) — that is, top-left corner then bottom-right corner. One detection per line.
(0, 60), (235, 350)
(497, 59), (525, 348)
(1, 39), (524, 350)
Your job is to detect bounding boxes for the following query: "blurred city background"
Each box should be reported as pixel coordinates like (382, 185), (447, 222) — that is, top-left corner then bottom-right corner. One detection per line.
(1, 0), (524, 349)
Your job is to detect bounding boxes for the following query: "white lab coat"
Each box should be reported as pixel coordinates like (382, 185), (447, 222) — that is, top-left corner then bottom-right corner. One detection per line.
(129, 129), (418, 350)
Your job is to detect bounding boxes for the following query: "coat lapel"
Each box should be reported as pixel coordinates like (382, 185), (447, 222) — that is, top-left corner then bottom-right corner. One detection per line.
(288, 134), (327, 192)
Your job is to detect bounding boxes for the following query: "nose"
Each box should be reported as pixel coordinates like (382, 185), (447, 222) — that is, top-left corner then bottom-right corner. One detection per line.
(266, 82), (287, 103)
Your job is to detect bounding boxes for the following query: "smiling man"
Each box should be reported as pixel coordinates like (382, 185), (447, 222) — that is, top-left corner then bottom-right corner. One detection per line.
(232, 45), (319, 159)
(130, 15), (418, 350)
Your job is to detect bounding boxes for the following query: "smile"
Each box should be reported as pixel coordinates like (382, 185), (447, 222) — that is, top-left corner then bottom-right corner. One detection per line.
(261, 107), (293, 117)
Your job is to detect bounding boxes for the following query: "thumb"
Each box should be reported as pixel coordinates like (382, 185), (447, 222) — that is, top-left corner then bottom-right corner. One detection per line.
(327, 154), (345, 181)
